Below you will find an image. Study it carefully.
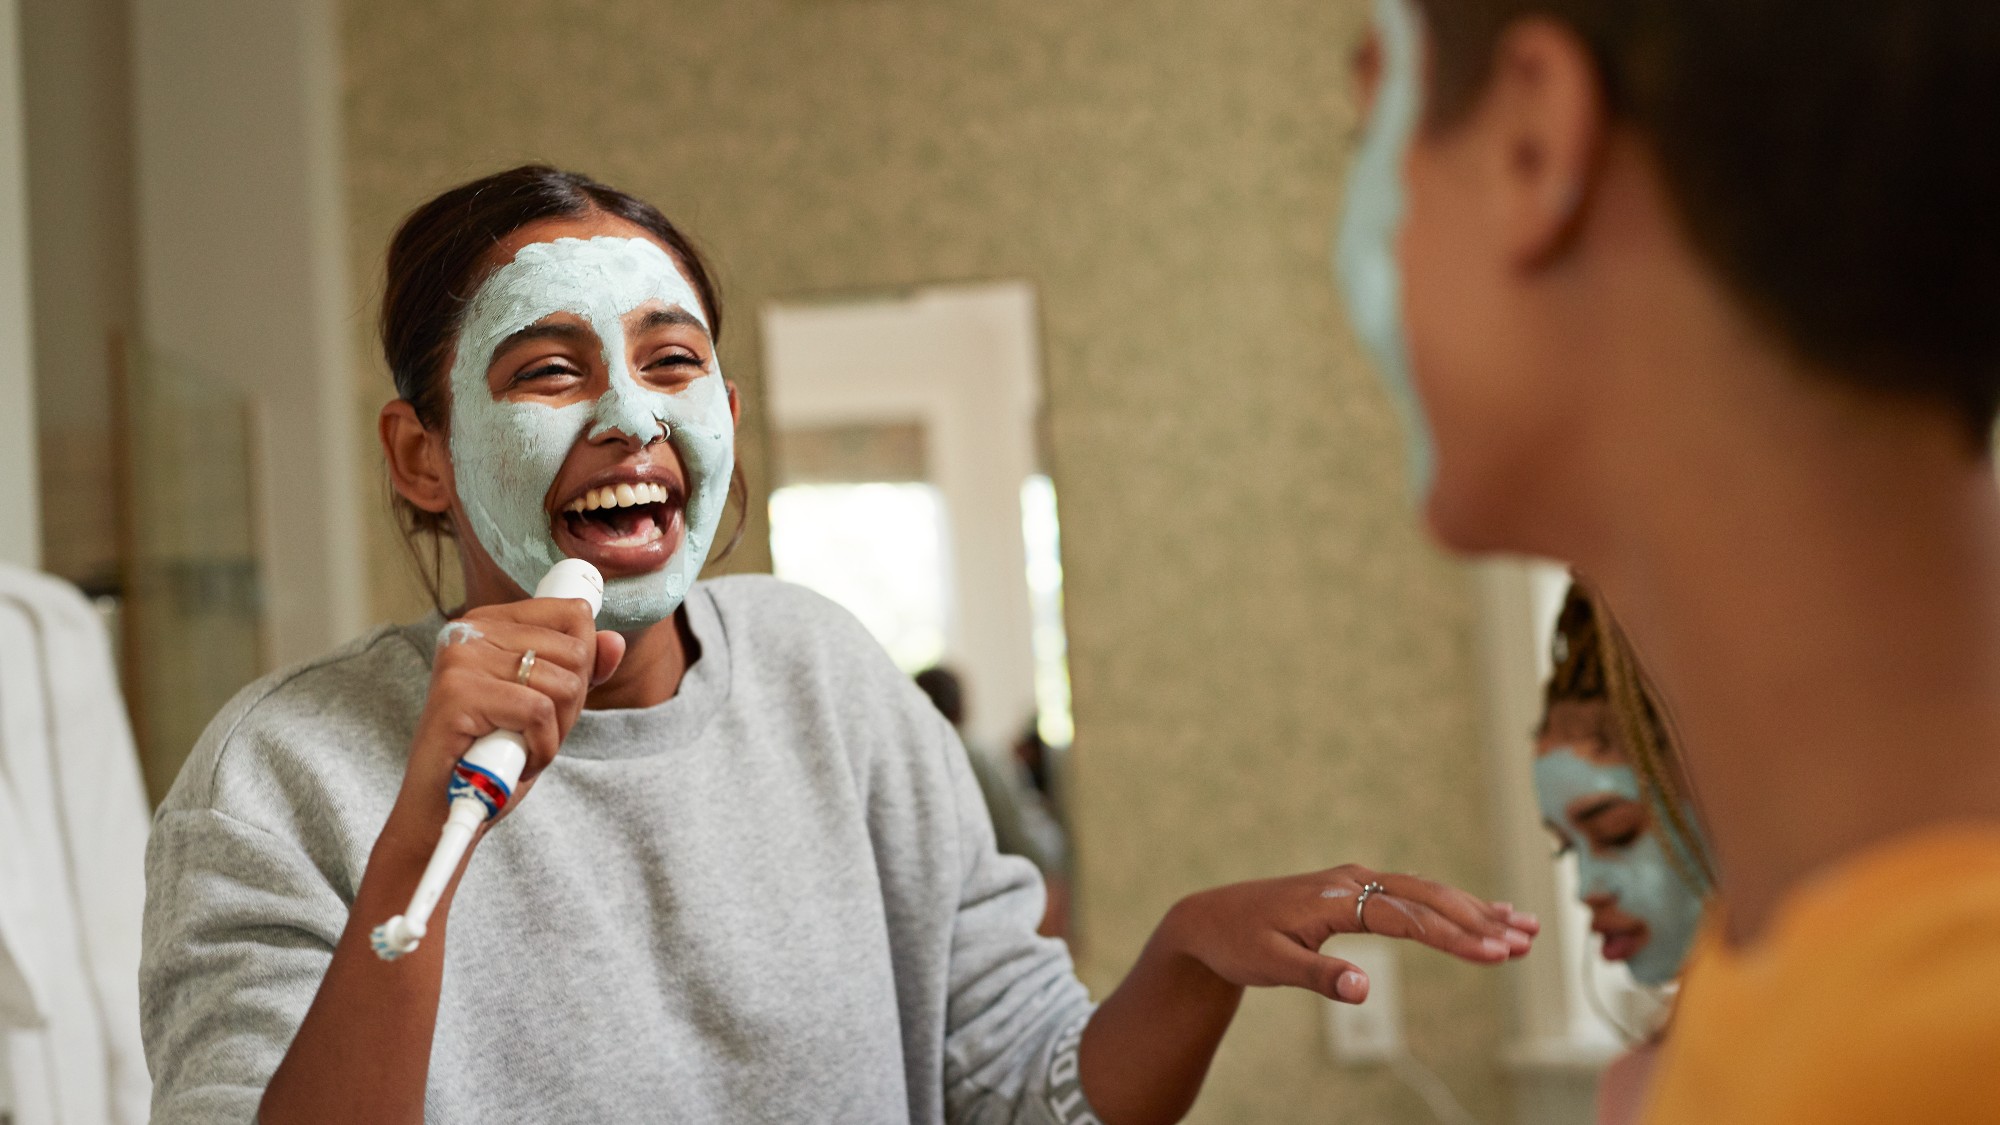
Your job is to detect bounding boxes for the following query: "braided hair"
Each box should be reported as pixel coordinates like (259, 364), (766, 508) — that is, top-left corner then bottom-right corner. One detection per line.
(1544, 580), (1715, 894)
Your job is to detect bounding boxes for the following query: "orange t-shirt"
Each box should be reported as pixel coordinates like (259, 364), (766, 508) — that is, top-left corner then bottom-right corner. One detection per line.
(1644, 827), (2000, 1124)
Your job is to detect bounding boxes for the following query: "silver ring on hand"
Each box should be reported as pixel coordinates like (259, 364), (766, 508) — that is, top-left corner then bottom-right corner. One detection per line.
(1355, 881), (1387, 933)
(516, 648), (537, 687)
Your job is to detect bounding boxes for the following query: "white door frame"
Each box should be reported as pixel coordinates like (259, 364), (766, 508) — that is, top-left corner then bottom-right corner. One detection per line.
(763, 282), (1044, 753)
(129, 0), (364, 664)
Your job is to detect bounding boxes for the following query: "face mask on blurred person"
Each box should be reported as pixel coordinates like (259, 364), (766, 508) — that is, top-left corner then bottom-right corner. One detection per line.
(1535, 747), (1706, 986)
(1333, 0), (1434, 498)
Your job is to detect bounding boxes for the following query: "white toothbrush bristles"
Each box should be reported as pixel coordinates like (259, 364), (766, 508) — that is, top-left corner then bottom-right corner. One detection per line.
(371, 915), (423, 960)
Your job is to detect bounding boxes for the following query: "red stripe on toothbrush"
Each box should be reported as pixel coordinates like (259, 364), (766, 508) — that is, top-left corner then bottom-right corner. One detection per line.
(451, 762), (514, 814)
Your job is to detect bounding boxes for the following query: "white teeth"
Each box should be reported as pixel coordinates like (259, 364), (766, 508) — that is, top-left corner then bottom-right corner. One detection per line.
(564, 482), (671, 513)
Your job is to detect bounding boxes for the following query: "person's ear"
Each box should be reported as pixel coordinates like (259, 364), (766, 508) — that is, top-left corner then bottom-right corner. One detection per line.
(1481, 17), (1609, 267)
(726, 379), (741, 428)
(380, 399), (454, 515)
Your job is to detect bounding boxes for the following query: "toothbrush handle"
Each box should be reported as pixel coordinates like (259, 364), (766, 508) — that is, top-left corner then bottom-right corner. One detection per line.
(400, 803), (482, 933)
(372, 559), (602, 961)
(373, 731), (531, 959)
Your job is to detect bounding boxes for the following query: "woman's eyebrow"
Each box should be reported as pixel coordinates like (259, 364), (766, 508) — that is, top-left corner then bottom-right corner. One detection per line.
(633, 306), (709, 339)
(493, 319), (595, 356)
(1572, 795), (1626, 825)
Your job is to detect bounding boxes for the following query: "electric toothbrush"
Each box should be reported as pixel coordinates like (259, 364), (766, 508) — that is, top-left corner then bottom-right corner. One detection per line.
(370, 558), (604, 960)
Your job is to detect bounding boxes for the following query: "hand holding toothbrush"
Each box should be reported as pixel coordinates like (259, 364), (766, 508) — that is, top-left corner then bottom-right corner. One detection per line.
(371, 560), (620, 959)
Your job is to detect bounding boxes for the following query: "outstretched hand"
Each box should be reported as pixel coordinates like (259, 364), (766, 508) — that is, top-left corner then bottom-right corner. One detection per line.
(1079, 865), (1538, 1123)
(1161, 864), (1538, 1004)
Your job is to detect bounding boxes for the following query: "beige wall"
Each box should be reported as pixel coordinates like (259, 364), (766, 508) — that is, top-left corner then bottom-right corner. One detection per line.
(0, 0), (37, 570)
(341, 1), (1510, 1119)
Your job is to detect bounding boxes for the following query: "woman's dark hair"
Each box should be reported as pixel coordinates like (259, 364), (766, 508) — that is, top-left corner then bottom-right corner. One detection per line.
(1417, 0), (2000, 442)
(1543, 584), (1607, 708)
(380, 164), (746, 607)
(913, 666), (967, 728)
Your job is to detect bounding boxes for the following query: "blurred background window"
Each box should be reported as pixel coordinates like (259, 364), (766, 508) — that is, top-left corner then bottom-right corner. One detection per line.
(1020, 473), (1073, 749)
(763, 283), (1062, 757)
(770, 480), (951, 673)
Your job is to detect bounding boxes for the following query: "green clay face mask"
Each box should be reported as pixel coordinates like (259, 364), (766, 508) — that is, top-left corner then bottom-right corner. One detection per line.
(1333, 0), (1435, 497)
(1534, 749), (1705, 986)
(448, 236), (735, 631)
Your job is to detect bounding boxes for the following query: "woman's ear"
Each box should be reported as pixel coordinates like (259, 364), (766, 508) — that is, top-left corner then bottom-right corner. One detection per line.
(726, 379), (742, 428)
(380, 399), (453, 514)
(1482, 16), (1610, 267)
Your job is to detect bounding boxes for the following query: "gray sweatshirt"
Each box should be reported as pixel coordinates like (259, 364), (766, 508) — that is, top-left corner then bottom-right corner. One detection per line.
(140, 576), (1100, 1125)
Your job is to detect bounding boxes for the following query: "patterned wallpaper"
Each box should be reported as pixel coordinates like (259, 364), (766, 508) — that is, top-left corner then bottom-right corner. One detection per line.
(341, 1), (1511, 1119)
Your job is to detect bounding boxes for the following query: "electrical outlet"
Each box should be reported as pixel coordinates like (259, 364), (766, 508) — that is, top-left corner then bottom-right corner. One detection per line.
(1321, 934), (1405, 1062)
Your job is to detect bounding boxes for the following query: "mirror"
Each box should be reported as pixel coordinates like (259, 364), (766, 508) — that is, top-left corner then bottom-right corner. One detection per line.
(762, 282), (1075, 935)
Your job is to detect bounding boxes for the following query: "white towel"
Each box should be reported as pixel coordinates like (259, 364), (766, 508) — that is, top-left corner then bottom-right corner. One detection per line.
(0, 566), (151, 1125)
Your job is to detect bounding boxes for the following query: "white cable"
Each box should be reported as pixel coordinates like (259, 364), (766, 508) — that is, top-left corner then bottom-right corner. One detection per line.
(1583, 955), (1676, 1047)
(1583, 959), (1648, 1046)
(1387, 1050), (1484, 1125)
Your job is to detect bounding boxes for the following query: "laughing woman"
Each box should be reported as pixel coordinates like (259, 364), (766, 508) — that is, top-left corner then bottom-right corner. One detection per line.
(140, 166), (1535, 1125)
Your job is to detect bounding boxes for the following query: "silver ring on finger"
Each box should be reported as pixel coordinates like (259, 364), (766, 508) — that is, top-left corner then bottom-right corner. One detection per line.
(516, 648), (538, 688)
(1355, 881), (1387, 934)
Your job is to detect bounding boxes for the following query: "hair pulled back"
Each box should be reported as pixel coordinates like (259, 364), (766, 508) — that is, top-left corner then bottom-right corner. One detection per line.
(379, 164), (743, 608)
(1416, 0), (2000, 441)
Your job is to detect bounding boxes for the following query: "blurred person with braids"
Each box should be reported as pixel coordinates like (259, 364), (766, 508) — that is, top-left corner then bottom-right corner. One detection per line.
(1536, 581), (1709, 1125)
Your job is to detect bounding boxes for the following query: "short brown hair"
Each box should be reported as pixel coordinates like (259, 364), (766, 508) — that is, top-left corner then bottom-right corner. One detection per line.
(1419, 0), (2000, 442)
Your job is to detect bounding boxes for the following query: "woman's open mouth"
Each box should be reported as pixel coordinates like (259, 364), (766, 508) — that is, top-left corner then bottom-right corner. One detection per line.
(554, 480), (685, 573)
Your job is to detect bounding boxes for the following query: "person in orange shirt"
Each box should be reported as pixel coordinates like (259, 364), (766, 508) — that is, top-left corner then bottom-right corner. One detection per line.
(1333, 0), (2000, 1120)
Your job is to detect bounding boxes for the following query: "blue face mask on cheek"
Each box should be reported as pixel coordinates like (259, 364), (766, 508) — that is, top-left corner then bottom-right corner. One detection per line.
(1578, 828), (1705, 986)
(1333, 0), (1435, 498)
(1534, 749), (1707, 987)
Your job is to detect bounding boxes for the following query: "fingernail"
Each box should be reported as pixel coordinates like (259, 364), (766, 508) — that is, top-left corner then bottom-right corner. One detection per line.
(1494, 901), (1515, 913)
(1505, 927), (1532, 946)
(1509, 910), (1540, 930)
(1480, 937), (1509, 958)
(1339, 970), (1368, 1001)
